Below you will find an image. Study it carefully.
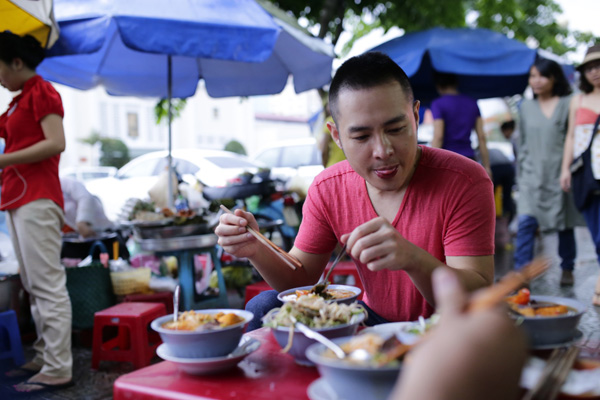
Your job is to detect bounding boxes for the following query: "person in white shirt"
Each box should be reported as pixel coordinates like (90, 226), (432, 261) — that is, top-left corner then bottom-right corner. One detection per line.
(60, 176), (114, 238)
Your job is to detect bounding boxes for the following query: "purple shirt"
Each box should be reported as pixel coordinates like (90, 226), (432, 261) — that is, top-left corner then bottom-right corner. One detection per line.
(430, 94), (481, 158)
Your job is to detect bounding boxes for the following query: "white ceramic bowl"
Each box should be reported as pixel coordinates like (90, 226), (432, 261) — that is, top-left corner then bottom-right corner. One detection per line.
(277, 284), (361, 305)
(151, 309), (253, 358)
(306, 336), (402, 400)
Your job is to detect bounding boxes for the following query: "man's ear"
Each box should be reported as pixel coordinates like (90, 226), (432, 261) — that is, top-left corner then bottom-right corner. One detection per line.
(327, 120), (342, 149)
(413, 100), (421, 126)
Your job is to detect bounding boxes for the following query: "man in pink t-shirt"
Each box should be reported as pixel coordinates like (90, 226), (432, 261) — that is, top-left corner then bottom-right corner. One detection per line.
(216, 52), (495, 329)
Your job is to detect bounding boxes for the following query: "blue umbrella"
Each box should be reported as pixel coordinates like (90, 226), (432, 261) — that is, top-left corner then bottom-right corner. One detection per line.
(39, 0), (333, 98)
(38, 0), (334, 206)
(368, 27), (537, 105)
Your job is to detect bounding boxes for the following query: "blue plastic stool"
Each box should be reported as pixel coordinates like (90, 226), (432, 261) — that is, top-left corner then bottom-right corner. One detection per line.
(0, 309), (25, 366)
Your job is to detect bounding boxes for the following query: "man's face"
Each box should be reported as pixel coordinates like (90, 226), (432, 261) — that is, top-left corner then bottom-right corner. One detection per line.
(0, 59), (20, 92)
(329, 82), (420, 193)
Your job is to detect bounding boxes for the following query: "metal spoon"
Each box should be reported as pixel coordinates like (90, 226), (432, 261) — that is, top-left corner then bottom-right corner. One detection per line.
(289, 316), (371, 361)
(311, 244), (347, 295)
(173, 285), (180, 323)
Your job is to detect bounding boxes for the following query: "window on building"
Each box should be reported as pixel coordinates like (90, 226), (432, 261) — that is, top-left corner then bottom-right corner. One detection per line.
(127, 112), (139, 138)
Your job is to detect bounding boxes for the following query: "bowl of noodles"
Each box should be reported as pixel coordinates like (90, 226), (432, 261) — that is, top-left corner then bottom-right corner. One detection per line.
(505, 290), (587, 348)
(305, 332), (406, 400)
(263, 295), (366, 366)
(151, 309), (253, 358)
(277, 284), (361, 305)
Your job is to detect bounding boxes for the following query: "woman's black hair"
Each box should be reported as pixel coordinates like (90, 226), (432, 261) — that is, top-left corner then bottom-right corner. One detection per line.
(433, 71), (459, 89)
(0, 31), (45, 69)
(531, 58), (572, 97)
(579, 71), (594, 94)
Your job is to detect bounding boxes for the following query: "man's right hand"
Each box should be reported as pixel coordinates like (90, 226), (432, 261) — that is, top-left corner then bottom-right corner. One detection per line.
(214, 208), (261, 259)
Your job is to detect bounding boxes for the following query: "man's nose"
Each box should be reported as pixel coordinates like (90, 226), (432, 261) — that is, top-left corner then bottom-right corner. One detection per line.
(373, 133), (393, 158)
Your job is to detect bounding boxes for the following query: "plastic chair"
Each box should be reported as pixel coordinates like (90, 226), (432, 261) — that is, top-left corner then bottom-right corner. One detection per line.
(124, 292), (174, 314)
(91, 302), (166, 370)
(243, 280), (273, 307)
(0, 309), (25, 366)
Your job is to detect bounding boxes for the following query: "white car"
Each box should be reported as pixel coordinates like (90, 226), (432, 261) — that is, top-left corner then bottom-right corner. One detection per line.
(252, 137), (324, 191)
(85, 149), (263, 221)
(60, 166), (118, 182)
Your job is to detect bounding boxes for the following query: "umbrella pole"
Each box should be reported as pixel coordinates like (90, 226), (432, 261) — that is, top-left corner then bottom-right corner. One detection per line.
(167, 55), (174, 210)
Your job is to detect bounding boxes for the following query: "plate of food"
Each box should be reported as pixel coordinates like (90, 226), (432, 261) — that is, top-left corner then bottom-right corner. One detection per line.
(521, 356), (600, 399)
(361, 315), (440, 345)
(156, 336), (260, 375)
(277, 284), (362, 305)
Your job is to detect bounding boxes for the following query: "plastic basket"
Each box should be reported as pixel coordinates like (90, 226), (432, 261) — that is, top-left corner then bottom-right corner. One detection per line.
(110, 267), (152, 296)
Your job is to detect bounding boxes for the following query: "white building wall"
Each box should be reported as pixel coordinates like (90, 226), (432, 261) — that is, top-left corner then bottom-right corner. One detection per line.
(0, 78), (323, 169)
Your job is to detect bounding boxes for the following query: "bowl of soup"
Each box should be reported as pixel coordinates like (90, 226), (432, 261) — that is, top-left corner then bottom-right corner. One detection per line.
(151, 309), (253, 358)
(305, 333), (405, 400)
(505, 293), (587, 348)
(277, 284), (361, 305)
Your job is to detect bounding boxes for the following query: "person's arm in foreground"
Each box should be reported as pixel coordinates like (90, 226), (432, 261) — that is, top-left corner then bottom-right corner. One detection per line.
(215, 209), (331, 292)
(390, 268), (527, 400)
(475, 116), (493, 178)
(560, 95), (579, 192)
(431, 118), (444, 148)
(0, 113), (65, 168)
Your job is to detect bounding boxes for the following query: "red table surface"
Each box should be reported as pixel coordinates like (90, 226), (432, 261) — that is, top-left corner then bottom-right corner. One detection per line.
(113, 327), (320, 400)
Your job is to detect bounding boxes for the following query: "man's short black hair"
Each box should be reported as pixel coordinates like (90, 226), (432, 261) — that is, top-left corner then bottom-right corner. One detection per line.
(328, 52), (414, 123)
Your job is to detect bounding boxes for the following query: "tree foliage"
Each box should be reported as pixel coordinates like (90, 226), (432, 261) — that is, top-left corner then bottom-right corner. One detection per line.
(267, 0), (596, 57)
(224, 139), (247, 155)
(154, 98), (188, 124)
(79, 132), (130, 168)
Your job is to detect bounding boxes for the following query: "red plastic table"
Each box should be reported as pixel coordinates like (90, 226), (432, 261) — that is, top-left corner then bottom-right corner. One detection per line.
(113, 327), (320, 400)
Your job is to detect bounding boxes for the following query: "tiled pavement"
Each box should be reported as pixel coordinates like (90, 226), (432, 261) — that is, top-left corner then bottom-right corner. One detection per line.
(1, 226), (599, 399)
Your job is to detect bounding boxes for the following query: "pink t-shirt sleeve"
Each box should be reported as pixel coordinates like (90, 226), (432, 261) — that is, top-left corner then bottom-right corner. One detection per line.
(295, 181), (339, 254)
(442, 177), (495, 256)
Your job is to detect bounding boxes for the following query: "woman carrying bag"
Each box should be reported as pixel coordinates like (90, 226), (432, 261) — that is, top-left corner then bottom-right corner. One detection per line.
(560, 44), (600, 306)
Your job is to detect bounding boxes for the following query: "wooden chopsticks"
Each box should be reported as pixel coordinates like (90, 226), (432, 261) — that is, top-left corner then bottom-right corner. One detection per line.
(219, 205), (302, 270)
(467, 257), (549, 312)
(522, 346), (580, 400)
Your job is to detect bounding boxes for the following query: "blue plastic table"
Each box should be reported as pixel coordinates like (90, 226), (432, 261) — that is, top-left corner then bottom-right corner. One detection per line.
(136, 234), (228, 311)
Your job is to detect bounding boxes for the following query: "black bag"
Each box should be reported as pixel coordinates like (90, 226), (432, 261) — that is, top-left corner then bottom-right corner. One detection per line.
(570, 114), (600, 211)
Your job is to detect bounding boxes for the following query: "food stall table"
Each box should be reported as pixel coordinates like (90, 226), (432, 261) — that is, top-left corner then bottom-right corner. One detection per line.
(136, 234), (228, 311)
(113, 327), (319, 400)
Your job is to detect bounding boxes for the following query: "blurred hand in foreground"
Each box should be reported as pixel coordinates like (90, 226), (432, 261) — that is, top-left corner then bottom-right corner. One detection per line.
(390, 267), (527, 400)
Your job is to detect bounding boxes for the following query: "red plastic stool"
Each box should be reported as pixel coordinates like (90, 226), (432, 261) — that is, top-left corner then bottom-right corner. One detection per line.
(91, 302), (166, 370)
(124, 291), (174, 314)
(324, 261), (364, 300)
(244, 280), (273, 307)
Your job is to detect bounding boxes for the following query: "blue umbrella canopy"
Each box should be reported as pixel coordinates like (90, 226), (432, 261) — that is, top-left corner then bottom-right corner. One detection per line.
(38, 0), (334, 98)
(368, 27), (537, 105)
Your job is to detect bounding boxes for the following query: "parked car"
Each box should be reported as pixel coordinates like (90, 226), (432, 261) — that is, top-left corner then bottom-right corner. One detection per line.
(252, 137), (324, 192)
(85, 149), (264, 221)
(60, 166), (118, 182)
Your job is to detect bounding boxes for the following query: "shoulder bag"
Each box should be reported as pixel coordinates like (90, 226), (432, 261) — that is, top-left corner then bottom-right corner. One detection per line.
(570, 114), (600, 211)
